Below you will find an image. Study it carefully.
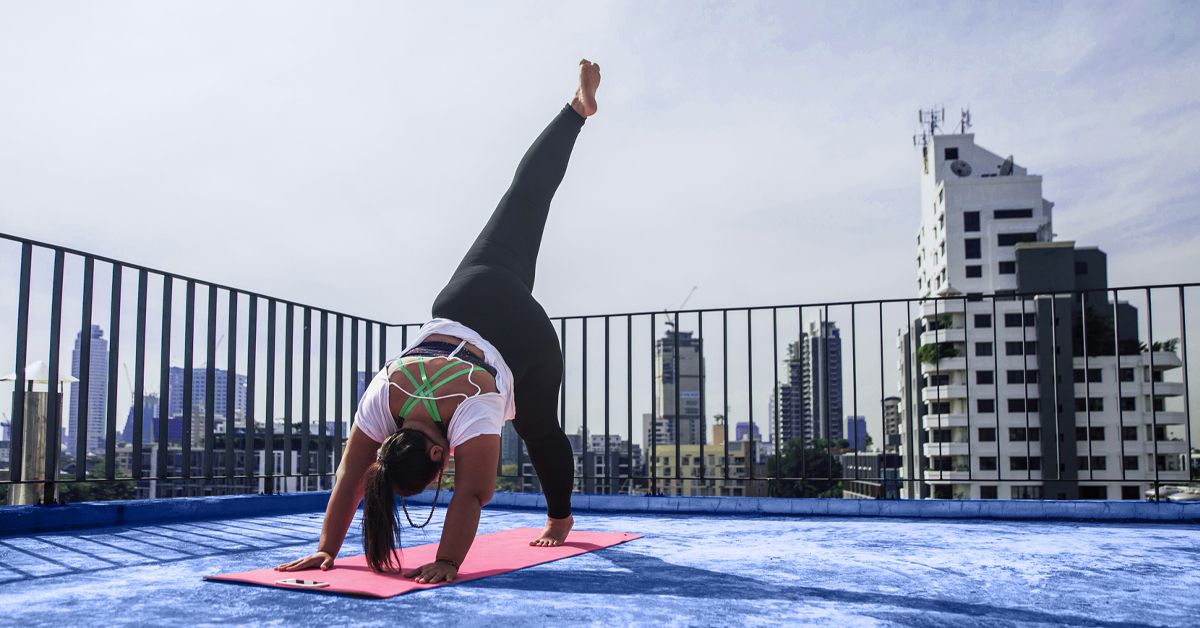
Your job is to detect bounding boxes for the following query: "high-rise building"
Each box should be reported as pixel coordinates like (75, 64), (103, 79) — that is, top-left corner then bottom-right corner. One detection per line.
(68, 324), (109, 452)
(882, 396), (901, 449)
(846, 416), (868, 451)
(900, 121), (1186, 500)
(734, 421), (760, 442)
(778, 322), (844, 445)
(121, 394), (160, 444)
(568, 430), (641, 494)
(166, 366), (247, 424)
(643, 328), (705, 450)
(500, 420), (520, 467)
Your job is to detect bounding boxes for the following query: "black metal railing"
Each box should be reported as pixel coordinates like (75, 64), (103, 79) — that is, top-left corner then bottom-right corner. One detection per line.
(2, 231), (1197, 504)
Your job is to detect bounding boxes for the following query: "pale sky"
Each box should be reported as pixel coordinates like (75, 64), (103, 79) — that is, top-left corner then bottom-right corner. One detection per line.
(1, 1), (1198, 446)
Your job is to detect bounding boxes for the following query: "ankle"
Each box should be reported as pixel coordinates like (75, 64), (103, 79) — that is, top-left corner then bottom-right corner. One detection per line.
(569, 94), (587, 118)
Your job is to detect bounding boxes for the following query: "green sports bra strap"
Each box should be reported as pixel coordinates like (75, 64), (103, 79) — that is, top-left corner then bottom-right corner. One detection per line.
(396, 359), (489, 423)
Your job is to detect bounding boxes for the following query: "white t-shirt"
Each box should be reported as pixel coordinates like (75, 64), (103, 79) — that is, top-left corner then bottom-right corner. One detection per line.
(353, 318), (516, 452)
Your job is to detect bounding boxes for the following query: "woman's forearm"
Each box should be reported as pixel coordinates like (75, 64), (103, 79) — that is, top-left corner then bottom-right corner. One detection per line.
(317, 468), (365, 557)
(436, 492), (483, 565)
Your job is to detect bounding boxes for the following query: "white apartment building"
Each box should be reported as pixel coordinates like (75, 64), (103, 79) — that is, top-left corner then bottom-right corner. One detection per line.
(899, 125), (1187, 500)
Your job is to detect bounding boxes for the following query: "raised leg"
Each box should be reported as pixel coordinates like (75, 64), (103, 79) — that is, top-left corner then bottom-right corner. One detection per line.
(448, 60), (601, 292)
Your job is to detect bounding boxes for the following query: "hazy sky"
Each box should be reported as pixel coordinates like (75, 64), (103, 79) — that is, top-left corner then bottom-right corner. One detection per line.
(3, 1), (1197, 321)
(1, 2), (1198, 443)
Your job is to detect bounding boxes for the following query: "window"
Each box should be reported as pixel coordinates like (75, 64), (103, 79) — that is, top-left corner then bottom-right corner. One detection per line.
(978, 427), (996, 442)
(998, 261), (1016, 275)
(1074, 397), (1104, 412)
(980, 486), (998, 499)
(979, 457), (997, 471)
(928, 402), (951, 415)
(965, 238), (981, 259)
(1008, 399), (1024, 413)
(1123, 456), (1139, 471)
(1006, 370), (1024, 384)
(976, 370), (994, 385)
(1003, 312), (1036, 327)
(994, 208), (1033, 219)
(1120, 397), (1136, 411)
(973, 314), (992, 328)
(964, 211), (980, 232)
(1007, 426), (1040, 440)
(1025, 369), (1039, 383)
(1012, 485), (1042, 499)
(1152, 397), (1166, 412)
(977, 399), (995, 413)
(1122, 426), (1138, 441)
(1090, 456), (1107, 470)
(1075, 261), (1088, 275)
(1010, 456), (1042, 471)
(998, 232), (1037, 246)
(1088, 427), (1104, 441)
(975, 342), (993, 357)
(944, 147), (959, 160)
(966, 265), (982, 278)
(1005, 341), (1024, 356)
(1073, 368), (1102, 383)
(1079, 486), (1107, 499)
(1119, 368), (1135, 382)
(1121, 486), (1140, 500)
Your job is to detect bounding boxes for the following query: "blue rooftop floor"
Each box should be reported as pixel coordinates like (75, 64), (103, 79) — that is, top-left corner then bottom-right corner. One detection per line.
(2, 506), (1199, 627)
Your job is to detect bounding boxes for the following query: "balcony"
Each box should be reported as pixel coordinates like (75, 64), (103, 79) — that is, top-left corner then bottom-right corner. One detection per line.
(918, 299), (966, 318)
(920, 356), (966, 373)
(922, 414), (971, 429)
(923, 442), (970, 456)
(921, 384), (968, 402)
(920, 328), (966, 345)
(1142, 381), (1185, 397)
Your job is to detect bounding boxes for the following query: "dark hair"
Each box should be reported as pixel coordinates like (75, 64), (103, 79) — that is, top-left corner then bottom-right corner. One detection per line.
(362, 429), (442, 573)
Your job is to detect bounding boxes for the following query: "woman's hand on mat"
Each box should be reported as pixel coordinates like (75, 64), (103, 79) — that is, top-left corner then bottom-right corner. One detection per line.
(405, 560), (458, 584)
(274, 551), (334, 572)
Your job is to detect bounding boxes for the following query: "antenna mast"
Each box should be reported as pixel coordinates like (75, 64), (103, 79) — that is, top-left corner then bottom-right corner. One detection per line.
(959, 108), (972, 134)
(911, 107), (944, 148)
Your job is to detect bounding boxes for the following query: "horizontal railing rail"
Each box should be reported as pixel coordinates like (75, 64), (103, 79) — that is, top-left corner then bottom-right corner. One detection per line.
(2, 231), (1196, 504)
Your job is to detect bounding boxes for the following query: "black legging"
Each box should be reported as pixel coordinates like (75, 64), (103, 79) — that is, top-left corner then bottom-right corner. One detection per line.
(431, 103), (585, 519)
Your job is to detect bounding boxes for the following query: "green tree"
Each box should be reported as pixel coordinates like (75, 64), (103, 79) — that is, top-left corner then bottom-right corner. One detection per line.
(773, 438), (843, 498)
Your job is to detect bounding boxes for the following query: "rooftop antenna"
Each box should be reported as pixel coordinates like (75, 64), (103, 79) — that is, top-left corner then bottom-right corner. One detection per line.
(959, 108), (972, 134)
(912, 107), (944, 148)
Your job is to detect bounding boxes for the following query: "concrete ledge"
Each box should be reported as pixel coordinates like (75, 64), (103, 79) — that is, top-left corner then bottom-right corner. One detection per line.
(4, 491), (1198, 535)
(406, 491), (1200, 523)
(0, 491), (332, 536)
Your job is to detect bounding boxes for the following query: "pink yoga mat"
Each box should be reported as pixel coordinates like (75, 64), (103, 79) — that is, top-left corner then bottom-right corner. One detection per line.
(206, 528), (641, 598)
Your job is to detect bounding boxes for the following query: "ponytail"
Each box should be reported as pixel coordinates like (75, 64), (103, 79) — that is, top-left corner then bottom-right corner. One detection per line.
(361, 429), (443, 573)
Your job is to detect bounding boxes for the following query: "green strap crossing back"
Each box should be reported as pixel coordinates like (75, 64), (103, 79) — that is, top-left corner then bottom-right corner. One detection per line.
(394, 357), (488, 423)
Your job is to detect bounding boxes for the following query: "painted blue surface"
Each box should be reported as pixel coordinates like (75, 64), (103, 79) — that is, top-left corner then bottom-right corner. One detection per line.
(5, 491), (1199, 536)
(1, 505), (1199, 626)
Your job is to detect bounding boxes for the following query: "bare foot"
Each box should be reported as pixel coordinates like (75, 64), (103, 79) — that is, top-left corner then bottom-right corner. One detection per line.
(570, 59), (601, 118)
(530, 514), (573, 547)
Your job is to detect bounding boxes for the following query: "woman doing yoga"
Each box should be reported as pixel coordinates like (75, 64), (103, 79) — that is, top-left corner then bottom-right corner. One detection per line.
(276, 59), (601, 585)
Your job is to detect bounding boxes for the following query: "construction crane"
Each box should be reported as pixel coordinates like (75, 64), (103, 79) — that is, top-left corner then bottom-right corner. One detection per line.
(664, 286), (698, 330)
